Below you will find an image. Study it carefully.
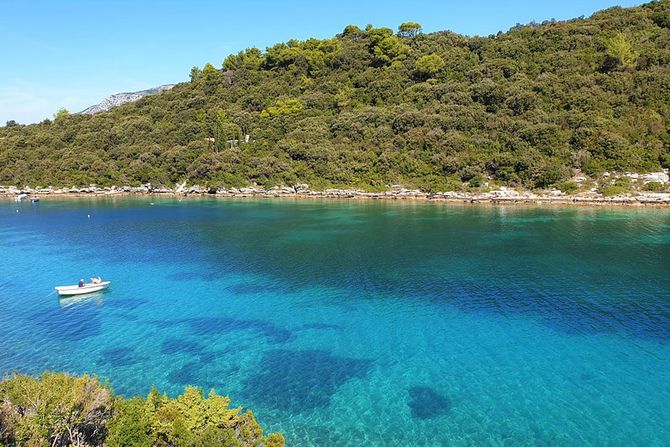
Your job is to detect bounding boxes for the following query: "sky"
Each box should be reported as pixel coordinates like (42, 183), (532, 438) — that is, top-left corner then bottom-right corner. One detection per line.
(1, 0), (643, 125)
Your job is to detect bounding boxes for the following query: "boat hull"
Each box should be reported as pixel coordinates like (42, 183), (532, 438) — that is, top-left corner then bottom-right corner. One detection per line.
(55, 281), (110, 296)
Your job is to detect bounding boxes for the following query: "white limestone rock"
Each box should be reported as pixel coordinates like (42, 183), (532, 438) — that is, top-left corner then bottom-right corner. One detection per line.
(79, 85), (175, 114)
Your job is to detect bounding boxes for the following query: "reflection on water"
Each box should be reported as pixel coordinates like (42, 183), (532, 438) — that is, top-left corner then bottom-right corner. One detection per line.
(58, 292), (105, 308)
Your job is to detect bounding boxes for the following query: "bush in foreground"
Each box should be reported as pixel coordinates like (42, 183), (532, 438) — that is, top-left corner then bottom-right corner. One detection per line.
(0, 372), (284, 447)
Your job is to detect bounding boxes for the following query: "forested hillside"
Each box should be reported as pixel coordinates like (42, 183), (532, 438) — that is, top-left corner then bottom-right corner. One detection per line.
(1, 1), (669, 191)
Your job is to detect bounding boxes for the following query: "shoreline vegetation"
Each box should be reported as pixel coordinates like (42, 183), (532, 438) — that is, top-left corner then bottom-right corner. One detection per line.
(2, 183), (670, 207)
(0, 372), (285, 447)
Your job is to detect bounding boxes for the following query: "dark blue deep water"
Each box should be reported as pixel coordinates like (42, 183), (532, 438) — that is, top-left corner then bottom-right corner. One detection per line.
(1, 198), (669, 445)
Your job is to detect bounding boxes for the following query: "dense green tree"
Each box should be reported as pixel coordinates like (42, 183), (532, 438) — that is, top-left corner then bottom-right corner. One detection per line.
(652, 9), (670, 27)
(398, 22), (423, 37)
(223, 47), (264, 71)
(603, 32), (639, 70)
(414, 54), (445, 79)
(201, 63), (219, 82)
(190, 66), (202, 82)
(341, 24), (364, 38)
(260, 98), (304, 118)
(106, 397), (152, 447)
(0, 372), (112, 446)
(53, 107), (69, 121)
(367, 27), (411, 66)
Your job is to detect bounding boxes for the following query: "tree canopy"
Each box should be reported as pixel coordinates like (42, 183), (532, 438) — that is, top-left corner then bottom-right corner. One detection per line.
(398, 22), (423, 37)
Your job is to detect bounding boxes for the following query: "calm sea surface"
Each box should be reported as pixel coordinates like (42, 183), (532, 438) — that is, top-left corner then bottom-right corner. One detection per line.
(1, 197), (669, 446)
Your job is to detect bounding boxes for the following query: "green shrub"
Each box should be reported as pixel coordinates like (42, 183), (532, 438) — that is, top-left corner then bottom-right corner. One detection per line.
(652, 11), (670, 29)
(598, 185), (629, 196)
(660, 154), (670, 169)
(415, 54), (445, 79)
(0, 373), (284, 447)
(533, 162), (572, 188)
(107, 397), (152, 447)
(468, 176), (485, 188)
(613, 177), (631, 188)
(643, 181), (665, 192)
(0, 372), (112, 447)
(555, 181), (579, 194)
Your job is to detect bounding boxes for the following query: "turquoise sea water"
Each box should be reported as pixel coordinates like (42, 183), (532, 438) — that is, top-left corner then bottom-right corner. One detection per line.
(1, 197), (669, 446)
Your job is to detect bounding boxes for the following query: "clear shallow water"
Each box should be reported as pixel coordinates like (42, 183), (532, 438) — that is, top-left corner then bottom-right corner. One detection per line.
(1, 197), (669, 446)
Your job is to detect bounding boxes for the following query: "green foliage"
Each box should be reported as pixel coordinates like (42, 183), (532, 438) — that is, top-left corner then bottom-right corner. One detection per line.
(613, 177), (631, 188)
(146, 386), (258, 447)
(599, 184), (630, 196)
(415, 54), (445, 79)
(532, 161), (572, 188)
(223, 48), (263, 71)
(1, 4), (669, 191)
(190, 66), (202, 82)
(341, 24), (364, 38)
(0, 372), (112, 447)
(643, 181), (665, 191)
(368, 27), (410, 66)
(651, 11), (670, 28)
(213, 109), (242, 152)
(398, 22), (423, 37)
(468, 175), (485, 187)
(603, 33), (639, 70)
(661, 153), (670, 169)
(53, 107), (69, 121)
(260, 98), (304, 118)
(107, 397), (152, 447)
(201, 63), (220, 83)
(0, 373), (284, 447)
(555, 181), (580, 194)
(597, 176), (633, 196)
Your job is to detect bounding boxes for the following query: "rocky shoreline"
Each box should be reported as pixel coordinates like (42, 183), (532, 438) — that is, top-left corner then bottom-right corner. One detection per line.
(2, 184), (670, 207)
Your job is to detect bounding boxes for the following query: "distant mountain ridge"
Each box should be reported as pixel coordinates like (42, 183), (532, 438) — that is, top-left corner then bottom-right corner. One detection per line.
(79, 84), (175, 114)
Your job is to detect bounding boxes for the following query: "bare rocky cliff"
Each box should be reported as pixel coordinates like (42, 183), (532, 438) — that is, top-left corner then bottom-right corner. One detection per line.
(79, 84), (175, 114)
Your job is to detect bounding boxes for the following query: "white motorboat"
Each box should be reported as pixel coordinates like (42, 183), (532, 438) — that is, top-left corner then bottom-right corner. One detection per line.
(55, 281), (110, 296)
(14, 194), (27, 202)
